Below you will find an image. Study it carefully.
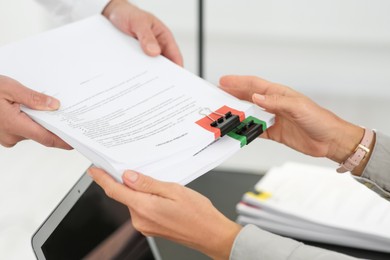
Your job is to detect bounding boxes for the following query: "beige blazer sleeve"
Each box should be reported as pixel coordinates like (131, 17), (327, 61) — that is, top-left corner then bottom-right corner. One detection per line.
(230, 225), (358, 260)
(231, 131), (390, 259)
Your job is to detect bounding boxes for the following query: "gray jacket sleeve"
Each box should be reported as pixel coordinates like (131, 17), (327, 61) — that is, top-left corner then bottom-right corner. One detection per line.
(230, 225), (357, 260)
(354, 131), (390, 200)
(230, 131), (390, 260)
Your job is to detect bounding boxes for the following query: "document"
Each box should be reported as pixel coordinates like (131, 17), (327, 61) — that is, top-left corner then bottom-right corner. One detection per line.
(236, 162), (390, 252)
(0, 15), (274, 183)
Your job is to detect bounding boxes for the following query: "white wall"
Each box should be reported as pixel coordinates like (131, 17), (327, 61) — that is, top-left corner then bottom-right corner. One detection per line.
(206, 0), (390, 43)
(136, 0), (390, 98)
(134, 0), (390, 42)
(2, 0), (389, 97)
(0, 0), (53, 45)
(204, 0), (390, 98)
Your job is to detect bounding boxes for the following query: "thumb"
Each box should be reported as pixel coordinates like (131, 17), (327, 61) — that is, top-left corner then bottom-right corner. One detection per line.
(8, 81), (60, 110)
(141, 37), (161, 57)
(122, 170), (172, 197)
(135, 26), (162, 57)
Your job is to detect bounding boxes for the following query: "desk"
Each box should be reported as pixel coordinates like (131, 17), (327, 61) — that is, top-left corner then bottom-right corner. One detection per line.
(154, 170), (390, 260)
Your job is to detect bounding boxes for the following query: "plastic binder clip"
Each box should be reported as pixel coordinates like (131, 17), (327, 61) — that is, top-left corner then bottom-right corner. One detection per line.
(235, 119), (264, 144)
(209, 111), (241, 137)
(228, 116), (265, 147)
(196, 106), (246, 139)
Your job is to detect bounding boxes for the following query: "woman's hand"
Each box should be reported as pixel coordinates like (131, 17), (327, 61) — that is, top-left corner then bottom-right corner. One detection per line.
(219, 75), (364, 165)
(89, 167), (241, 260)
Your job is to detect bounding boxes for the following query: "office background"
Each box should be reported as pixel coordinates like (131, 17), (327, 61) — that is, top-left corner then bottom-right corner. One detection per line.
(0, 0), (390, 259)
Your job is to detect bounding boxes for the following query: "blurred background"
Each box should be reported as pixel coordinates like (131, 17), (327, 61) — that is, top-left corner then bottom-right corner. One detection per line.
(1, 0), (389, 259)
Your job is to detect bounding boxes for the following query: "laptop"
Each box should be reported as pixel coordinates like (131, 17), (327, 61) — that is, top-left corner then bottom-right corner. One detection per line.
(32, 170), (162, 260)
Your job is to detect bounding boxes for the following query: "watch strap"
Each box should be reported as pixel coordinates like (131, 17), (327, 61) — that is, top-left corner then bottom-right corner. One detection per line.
(337, 128), (374, 173)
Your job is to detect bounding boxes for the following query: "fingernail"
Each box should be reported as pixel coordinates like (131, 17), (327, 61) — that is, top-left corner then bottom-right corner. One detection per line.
(253, 94), (266, 111)
(146, 43), (161, 55)
(253, 94), (265, 101)
(87, 168), (93, 177)
(124, 171), (139, 183)
(47, 97), (60, 109)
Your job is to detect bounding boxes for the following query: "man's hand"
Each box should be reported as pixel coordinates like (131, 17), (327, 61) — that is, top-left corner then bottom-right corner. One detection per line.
(0, 75), (71, 149)
(89, 167), (241, 260)
(103, 0), (183, 66)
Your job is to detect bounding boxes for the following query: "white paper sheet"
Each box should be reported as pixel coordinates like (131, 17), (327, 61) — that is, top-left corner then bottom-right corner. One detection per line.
(237, 162), (390, 252)
(0, 15), (274, 182)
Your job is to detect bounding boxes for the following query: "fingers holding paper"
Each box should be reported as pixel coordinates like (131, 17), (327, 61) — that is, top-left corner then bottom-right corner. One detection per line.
(89, 167), (241, 260)
(219, 75), (364, 162)
(103, 0), (183, 66)
(219, 75), (299, 102)
(0, 75), (71, 149)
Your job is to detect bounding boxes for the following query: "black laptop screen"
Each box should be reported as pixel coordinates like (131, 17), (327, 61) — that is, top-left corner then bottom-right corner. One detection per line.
(41, 182), (154, 260)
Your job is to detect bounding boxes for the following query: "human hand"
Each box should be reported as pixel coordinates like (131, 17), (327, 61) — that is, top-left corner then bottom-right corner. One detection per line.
(219, 75), (364, 165)
(89, 167), (241, 260)
(103, 0), (183, 66)
(0, 75), (71, 149)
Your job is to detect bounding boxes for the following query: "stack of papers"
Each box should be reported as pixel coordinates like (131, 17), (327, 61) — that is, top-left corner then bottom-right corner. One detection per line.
(0, 15), (274, 184)
(236, 162), (390, 252)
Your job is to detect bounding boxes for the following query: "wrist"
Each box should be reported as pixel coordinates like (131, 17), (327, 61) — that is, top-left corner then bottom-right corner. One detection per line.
(327, 121), (364, 164)
(203, 218), (242, 260)
(102, 0), (126, 18)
